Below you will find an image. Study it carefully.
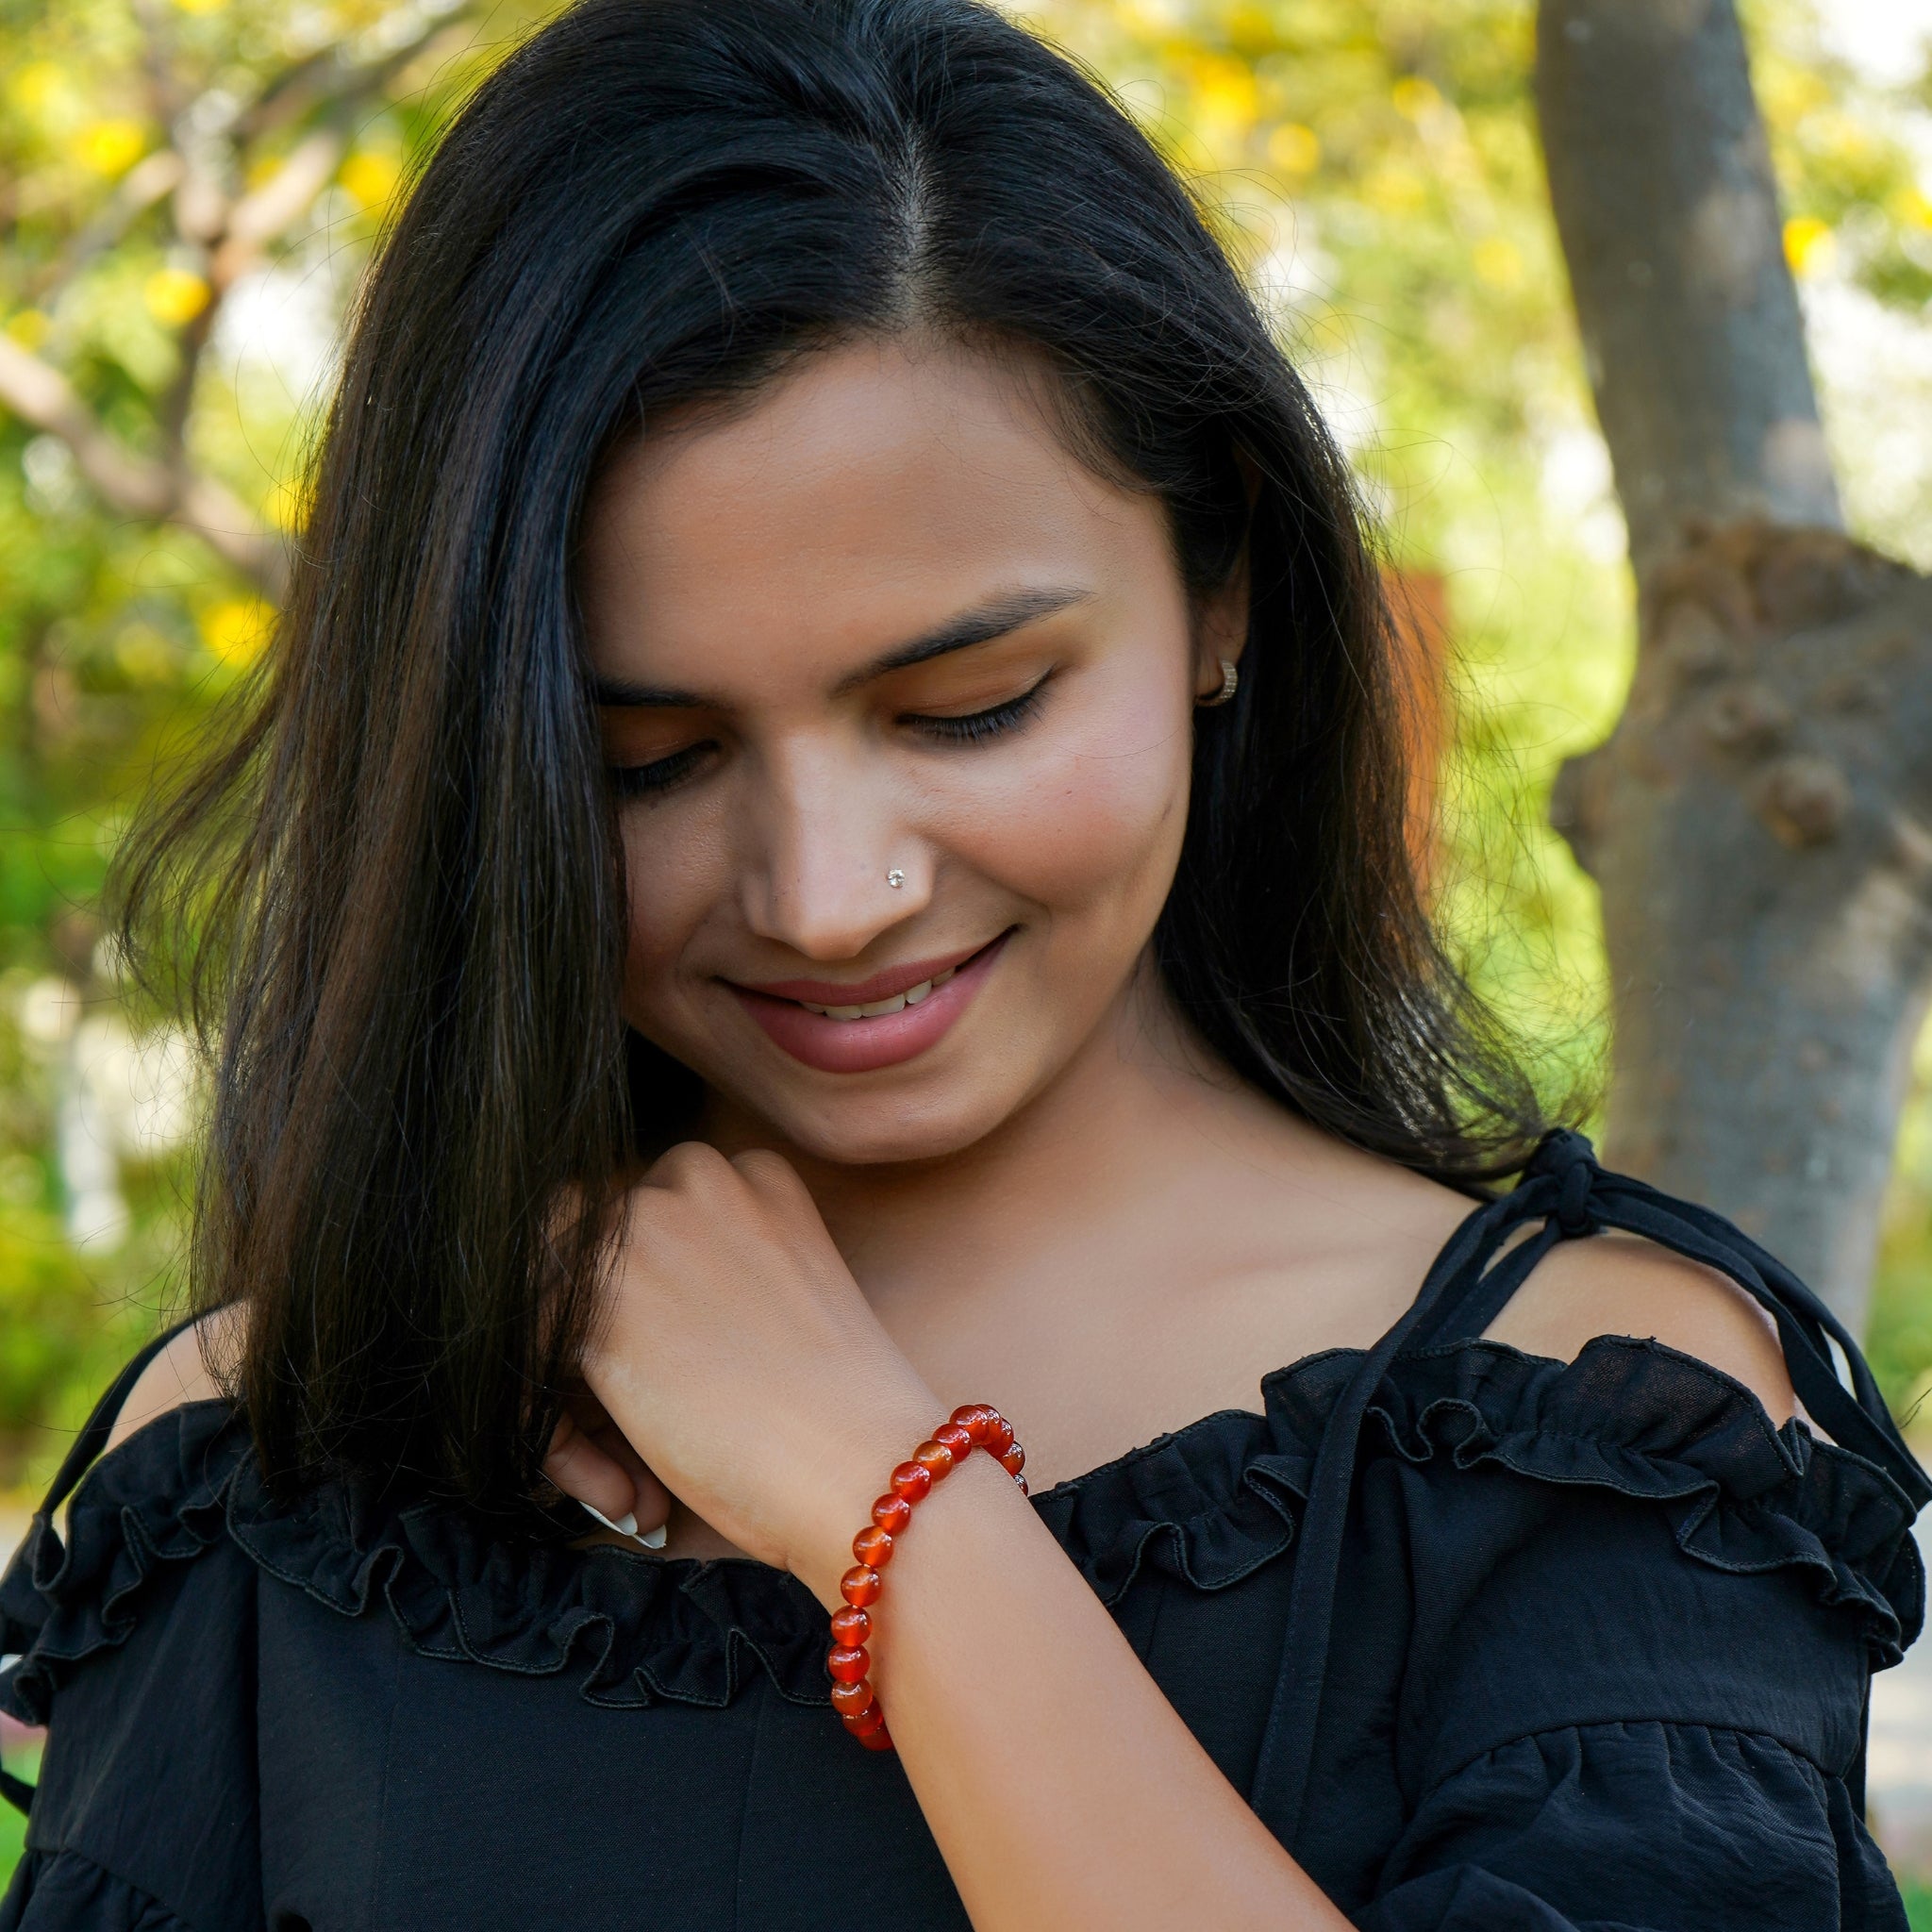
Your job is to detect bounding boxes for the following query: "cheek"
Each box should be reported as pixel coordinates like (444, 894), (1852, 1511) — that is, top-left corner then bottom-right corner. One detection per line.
(615, 811), (729, 1007)
(943, 676), (1193, 914)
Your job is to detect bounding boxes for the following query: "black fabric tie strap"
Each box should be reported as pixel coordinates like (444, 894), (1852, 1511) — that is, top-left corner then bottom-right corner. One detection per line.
(0, 1313), (201, 1819)
(1244, 1128), (1931, 1857)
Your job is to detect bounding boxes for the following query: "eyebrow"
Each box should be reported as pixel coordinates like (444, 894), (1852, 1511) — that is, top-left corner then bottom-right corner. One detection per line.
(590, 585), (1093, 708)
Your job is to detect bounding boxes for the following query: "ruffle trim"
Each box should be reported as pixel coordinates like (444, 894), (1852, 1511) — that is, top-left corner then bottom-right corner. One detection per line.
(1, 1335), (1920, 1727)
(1039, 1337), (1921, 1663)
(0, 1403), (829, 1724)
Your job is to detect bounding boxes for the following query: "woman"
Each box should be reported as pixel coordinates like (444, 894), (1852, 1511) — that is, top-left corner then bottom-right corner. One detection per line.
(2, 0), (1923, 1924)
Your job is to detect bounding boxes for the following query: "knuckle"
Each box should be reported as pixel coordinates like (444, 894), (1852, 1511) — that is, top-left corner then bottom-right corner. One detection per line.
(729, 1147), (798, 1193)
(647, 1140), (732, 1191)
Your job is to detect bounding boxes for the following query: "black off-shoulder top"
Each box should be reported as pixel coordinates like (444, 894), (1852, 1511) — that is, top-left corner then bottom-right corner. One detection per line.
(2, 1132), (1927, 1930)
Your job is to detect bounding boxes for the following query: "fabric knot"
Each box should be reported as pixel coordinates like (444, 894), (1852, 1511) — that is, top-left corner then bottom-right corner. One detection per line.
(1526, 1126), (1599, 1236)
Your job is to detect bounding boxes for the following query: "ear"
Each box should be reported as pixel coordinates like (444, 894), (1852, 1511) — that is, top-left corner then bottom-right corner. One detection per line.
(1191, 536), (1252, 700)
(1191, 445), (1259, 701)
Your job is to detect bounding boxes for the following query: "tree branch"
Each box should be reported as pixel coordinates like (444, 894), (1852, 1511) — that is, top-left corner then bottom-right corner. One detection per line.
(241, 8), (489, 144)
(0, 335), (289, 599)
(213, 125), (346, 282)
(29, 149), (185, 308)
(1536, 0), (1841, 577)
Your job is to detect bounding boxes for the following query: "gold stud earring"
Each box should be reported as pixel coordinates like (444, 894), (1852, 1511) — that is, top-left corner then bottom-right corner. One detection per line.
(1195, 658), (1239, 708)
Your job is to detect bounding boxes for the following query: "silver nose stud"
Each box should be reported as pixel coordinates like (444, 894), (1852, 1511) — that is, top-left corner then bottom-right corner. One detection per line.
(886, 869), (906, 890)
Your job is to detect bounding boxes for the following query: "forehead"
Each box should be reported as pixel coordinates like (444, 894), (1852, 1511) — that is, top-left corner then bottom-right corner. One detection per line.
(575, 335), (1163, 685)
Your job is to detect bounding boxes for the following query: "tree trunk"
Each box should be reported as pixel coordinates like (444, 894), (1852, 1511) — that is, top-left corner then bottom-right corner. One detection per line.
(1535, 0), (1932, 1330)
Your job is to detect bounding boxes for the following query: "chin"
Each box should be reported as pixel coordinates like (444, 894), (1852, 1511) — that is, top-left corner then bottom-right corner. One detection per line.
(757, 1083), (1024, 1170)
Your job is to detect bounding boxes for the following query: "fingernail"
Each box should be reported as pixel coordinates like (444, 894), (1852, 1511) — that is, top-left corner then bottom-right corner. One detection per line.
(616, 1512), (638, 1538)
(641, 1523), (668, 1550)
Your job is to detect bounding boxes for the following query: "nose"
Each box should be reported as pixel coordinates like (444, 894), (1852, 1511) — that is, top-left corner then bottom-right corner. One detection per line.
(738, 739), (931, 960)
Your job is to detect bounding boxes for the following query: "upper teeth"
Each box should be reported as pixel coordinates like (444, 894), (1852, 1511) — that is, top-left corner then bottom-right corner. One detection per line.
(799, 965), (957, 1020)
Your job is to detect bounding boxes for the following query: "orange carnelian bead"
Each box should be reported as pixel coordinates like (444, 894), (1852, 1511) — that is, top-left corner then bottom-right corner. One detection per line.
(1000, 1442), (1025, 1476)
(950, 1404), (997, 1445)
(843, 1701), (887, 1738)
(984, 1415), (1015, 1457)
(933, 1422), (974, 1460)
(841, 1564), (882, 1607)
(872, 1495), (912, 1536)
(829, 1678), (874, 1718)
(830, 1605), (871, 1648)
(912, 1441), (955, 1482)
(890, 1462), (932, 1504)
(826, 1644), (870, 1683)
(853, 1525), (893, 1569)
(857, 1724), (895, 1752)
(1015, 1473), (1029, 1495)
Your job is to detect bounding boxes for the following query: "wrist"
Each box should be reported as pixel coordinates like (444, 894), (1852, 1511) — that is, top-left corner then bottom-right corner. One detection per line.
(791, 1385), (941, 1608)
(811, 1403), (1032, 1752)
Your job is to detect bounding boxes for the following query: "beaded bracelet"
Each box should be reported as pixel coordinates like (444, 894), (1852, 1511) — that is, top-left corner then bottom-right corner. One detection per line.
(826, 1403), (1028, 1752)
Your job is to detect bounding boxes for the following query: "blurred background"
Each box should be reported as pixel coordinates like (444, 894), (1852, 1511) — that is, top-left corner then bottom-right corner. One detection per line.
(0, 0), (1930, 1903)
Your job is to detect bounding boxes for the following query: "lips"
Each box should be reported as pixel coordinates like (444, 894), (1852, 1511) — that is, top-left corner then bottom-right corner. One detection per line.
(727, 932), (1010, 1074)
(739, 938), (991, 1011)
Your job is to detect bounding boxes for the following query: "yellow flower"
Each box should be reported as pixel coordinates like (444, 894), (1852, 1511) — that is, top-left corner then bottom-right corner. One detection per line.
(75, 120), (145, 176)
(1225, 6), (1274, 54)
(5, 310), (50, 351)
(1782, 215), (1835, 278)
(9, 62), (64, 119)
(1892, 187), (1932, 231)
(264, 475), (312, 532)
(144, 267), (211, 326)
(1189, 56), (1258, 152)
(173, 0), (229, 13)
(341, 151), (402, 213)
(1391, 76), (1442, 121)
(200, 600), (271, 664)
(1267, 123), (1322, 177)
(1473, 236), (1524, 289)
(1364, 162), (1428, 214)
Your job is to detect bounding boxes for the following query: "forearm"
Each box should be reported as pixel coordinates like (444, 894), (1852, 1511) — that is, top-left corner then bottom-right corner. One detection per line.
(800, 1437), (1348, 1932)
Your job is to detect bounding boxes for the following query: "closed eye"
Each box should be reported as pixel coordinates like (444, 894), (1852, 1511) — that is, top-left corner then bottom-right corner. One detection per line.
(904, 675), (1049, 746)
(608, 741), (715, 800)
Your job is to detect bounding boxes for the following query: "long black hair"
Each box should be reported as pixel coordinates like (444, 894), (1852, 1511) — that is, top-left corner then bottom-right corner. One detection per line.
(118, 0), (1549, 1504)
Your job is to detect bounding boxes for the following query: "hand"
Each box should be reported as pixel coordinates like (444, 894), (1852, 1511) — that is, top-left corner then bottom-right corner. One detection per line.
(575, 1141), (941, 1605)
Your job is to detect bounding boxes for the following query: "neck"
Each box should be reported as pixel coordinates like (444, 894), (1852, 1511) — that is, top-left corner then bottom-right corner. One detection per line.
(698, 957), (1311, 1317)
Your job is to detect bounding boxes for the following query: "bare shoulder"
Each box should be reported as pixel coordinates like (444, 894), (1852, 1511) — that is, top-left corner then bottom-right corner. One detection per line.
(105, 1306), (243, 1457)
(1483, 1228), (1795, 1424)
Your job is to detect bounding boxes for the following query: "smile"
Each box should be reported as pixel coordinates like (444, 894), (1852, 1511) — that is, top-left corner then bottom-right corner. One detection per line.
(795, 964), (958, 1020)
(727, 933), (1011, 1074)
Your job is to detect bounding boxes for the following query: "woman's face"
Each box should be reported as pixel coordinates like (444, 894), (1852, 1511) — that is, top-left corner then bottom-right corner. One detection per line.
(577, 335), (1242, 1166)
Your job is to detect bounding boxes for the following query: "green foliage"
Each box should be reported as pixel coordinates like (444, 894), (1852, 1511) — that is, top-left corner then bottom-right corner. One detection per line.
(0, 0), (560, 1489)
(0, 1739), (35, 1885)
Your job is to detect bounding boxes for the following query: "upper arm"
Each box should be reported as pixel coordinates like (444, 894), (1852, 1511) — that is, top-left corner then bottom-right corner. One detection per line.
(1482, 1229), (1796, 1425)
(104, 1307), (241, 1457)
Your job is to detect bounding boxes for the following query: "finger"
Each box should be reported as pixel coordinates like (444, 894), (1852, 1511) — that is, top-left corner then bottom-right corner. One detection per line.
(642, 1139), (734, 1193)
(552, 1394), (676, 1543)
(543, 1412), (641, 1528)
(583, 1413), (675, 1538)
(728, 1146), (813, 1211)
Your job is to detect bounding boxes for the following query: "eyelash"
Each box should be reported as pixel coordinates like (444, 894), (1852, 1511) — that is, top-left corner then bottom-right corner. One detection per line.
(607, 677), (1049, 799)
(608, 743), (711, 800)
(905, 677), (1048, 746)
